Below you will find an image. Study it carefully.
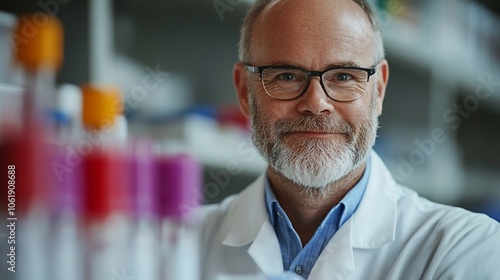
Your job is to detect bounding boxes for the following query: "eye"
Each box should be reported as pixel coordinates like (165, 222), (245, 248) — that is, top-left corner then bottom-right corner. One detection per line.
(278, 73), (296, 81)
(335, 73), (352, 82)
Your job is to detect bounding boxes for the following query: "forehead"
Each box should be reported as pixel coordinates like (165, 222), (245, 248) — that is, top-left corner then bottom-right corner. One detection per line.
(251, 0), (375, 68)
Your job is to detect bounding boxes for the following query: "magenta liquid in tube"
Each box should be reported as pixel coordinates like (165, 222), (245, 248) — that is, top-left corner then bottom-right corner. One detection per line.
(128, 140), (160, 280)
(49, 151), (84, 280)
(158, 153), (202, 280)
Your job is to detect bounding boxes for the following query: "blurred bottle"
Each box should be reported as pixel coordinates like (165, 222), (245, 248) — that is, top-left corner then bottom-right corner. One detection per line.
(48, 150), (84, 280)
(158, 153), (202, 280)
(128, 139), (160, 280)
(81, 84), (132, 280)
(83, 150), (131, 280)
(0, 13), (64, 280)
(51, 84), (83, 144)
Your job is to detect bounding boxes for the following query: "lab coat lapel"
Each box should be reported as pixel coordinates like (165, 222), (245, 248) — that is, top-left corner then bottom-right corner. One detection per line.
(221, 174), (284, 275)
(351, 151), (398, 249)
(309, 220), (355, 279)
(247, 219), (284, 275)
(309, 151), (398, 279)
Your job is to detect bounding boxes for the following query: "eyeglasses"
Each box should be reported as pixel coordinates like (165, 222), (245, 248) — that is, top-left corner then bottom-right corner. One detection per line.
(245, 64), (377, 101)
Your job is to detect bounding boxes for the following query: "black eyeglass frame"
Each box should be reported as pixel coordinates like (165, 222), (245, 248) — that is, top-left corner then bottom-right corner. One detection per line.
(244, 64), (378, 101)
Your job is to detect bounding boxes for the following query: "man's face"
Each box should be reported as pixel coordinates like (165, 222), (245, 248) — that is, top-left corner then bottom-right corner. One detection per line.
(249, 81), (379, 189)
(239, 0), (387, 189)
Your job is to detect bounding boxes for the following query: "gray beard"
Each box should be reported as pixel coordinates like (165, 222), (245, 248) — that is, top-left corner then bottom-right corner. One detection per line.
(249, 90), (378, 191)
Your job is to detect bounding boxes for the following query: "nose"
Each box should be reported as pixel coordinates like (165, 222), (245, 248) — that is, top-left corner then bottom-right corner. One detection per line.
(297, 77), (335, 116)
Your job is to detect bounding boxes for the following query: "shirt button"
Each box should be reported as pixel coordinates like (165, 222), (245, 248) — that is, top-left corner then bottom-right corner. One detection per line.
(295, 265), (303, 275)
(276, 212), (283, 219)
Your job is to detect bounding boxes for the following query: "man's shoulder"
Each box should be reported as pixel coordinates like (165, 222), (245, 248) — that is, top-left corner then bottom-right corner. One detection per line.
(393, 183), (500, 251)
(369, 151), (496, 229)
(357, 153), (498, 243)
(199, 193), (240, 228)
(387, 184), (500, 278)
(395, 183), (497, 227)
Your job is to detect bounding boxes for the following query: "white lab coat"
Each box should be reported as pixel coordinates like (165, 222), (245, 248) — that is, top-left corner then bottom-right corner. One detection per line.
(199, 151), (500, 280)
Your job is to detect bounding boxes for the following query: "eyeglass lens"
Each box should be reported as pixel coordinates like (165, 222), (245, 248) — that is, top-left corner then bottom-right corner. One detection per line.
(261, 68), (370, 101)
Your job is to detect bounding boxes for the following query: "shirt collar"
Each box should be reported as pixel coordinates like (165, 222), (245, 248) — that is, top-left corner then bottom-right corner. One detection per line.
(265, 156), (371, 229)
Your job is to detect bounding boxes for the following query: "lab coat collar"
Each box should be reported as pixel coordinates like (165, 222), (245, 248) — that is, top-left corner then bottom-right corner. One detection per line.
(222, 173), (284, 275)
(350, 150), (398, 249)
(222, 173), (268, 247)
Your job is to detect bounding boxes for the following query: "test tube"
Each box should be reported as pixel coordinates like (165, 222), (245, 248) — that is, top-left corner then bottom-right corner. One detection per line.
(81, 85), (132, 280)
(128, 139), (160, 280)
(158, 153), (203, 280)
(2, 14), (63, 280)
(48, 151), (84, 280)
(83, 150), (131, 280)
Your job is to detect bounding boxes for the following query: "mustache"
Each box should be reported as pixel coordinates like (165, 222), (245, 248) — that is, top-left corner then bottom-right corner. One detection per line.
(275, 115), (354, 137)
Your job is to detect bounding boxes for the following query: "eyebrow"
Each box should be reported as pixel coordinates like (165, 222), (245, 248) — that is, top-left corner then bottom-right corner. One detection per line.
(265, 60), (362, 71)
(324, 61), (362, 69)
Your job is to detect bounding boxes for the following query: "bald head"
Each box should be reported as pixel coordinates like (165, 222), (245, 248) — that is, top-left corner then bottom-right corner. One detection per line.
(238, 0), (384, 64)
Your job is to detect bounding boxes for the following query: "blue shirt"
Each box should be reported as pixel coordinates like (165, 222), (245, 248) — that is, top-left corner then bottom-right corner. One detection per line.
(264, 157), (370, 279)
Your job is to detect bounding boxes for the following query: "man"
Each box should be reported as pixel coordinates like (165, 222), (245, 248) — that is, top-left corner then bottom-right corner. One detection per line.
(199, 0), (500, 279)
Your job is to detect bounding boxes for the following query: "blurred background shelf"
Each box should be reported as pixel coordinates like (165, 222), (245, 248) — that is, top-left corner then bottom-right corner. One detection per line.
(371, 0), (500, 208)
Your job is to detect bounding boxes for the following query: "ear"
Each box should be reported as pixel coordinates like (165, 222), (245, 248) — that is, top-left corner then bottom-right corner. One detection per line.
(233, 62), (250, 117)
(375, 59), (389, 116)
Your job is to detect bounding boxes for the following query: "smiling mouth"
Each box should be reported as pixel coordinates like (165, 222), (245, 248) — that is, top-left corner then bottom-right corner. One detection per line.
(286, 131), (346, 139)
